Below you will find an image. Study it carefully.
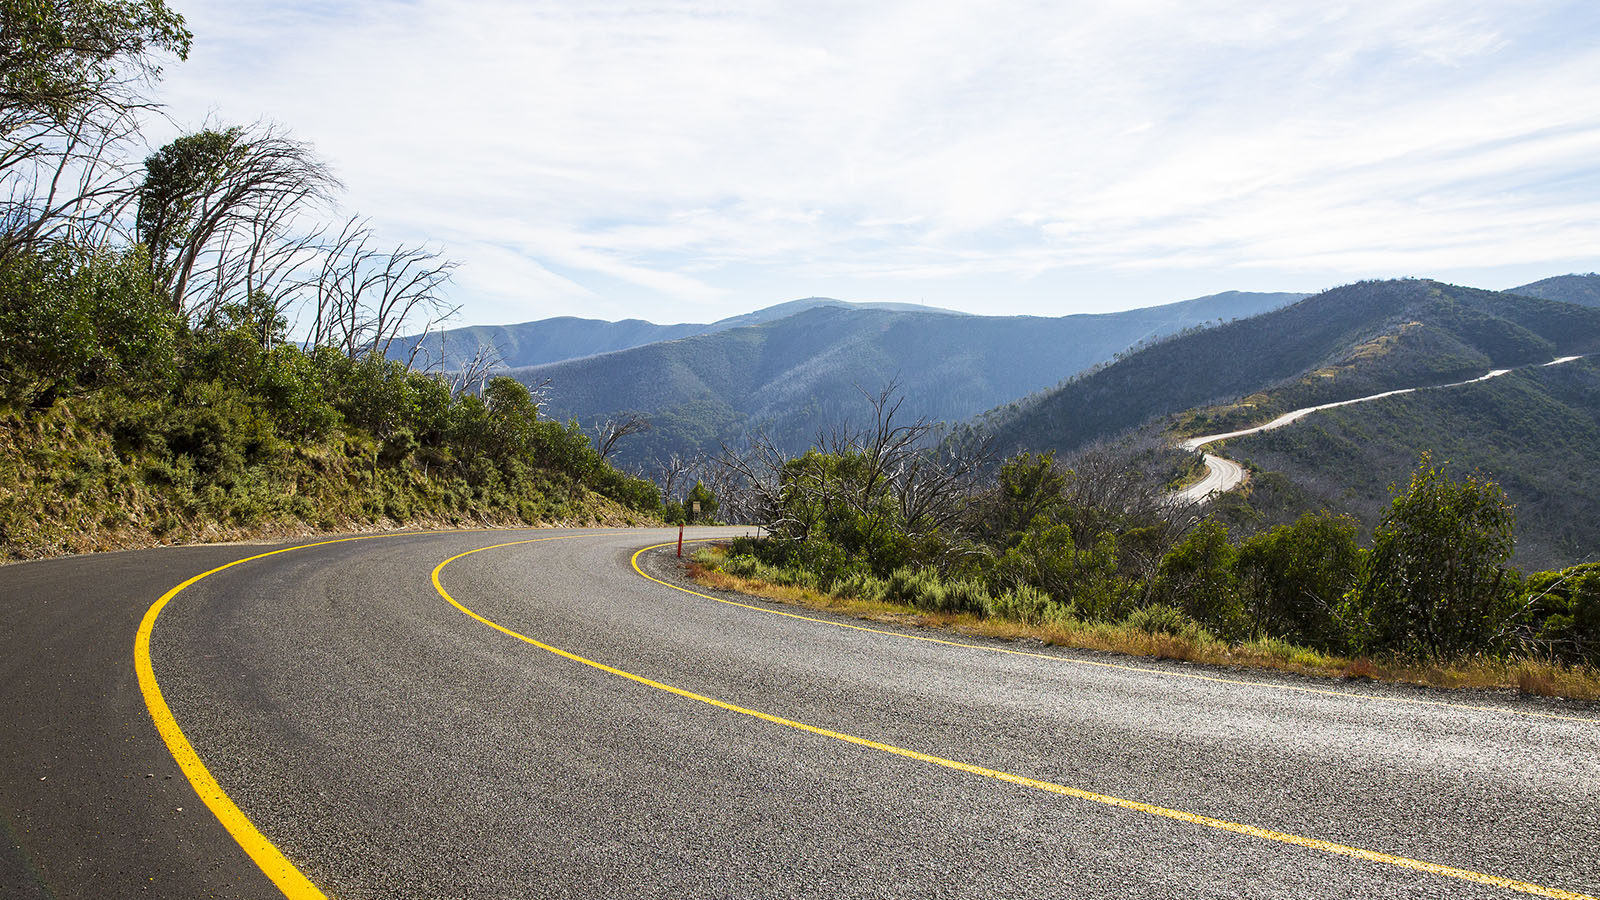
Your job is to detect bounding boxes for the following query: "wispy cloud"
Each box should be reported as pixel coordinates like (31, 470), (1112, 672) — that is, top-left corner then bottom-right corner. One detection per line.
(148, 0), (1600, 322)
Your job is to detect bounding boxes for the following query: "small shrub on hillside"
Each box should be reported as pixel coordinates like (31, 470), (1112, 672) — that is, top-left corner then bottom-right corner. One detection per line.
(722, 554), (765, 578)
(1518, 563), (1600, 666)
(1126, 603), (1214, 643)
(984, 583), (1054, 625)
(941, 578), (990, 615)
(831, 571), (889, 602)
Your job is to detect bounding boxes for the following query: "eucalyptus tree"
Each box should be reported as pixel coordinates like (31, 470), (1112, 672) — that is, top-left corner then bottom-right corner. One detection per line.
(0, 0), (190, 256)
(136, 123), (338, 320)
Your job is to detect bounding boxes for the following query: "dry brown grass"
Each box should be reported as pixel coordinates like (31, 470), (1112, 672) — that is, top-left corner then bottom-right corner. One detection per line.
(686, 560), (1600, 702)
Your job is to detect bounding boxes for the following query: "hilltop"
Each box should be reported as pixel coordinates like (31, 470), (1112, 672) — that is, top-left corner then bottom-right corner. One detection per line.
(1507, 273), (1600, 308)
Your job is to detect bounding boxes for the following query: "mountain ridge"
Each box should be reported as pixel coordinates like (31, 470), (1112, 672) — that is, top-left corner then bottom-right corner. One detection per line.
(505, 289), (1310, 466)
(399, 297), (965, 371)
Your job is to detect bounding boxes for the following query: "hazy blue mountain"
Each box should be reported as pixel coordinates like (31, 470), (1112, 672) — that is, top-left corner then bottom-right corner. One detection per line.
(398, 297), (963, 370)
(506, 289), (1308, 466)
(971, 278), (1600, 459)
(1508, 273), (1600, 308)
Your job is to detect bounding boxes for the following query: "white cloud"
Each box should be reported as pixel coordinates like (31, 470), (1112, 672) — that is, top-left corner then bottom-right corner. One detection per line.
(144, 0), (1600, 322)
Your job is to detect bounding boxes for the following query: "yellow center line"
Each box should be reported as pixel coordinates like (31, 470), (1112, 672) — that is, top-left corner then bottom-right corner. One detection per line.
(434, 539), (1597, 900)
(136, 528), (635, 900)
(631, 542), (1600, 726)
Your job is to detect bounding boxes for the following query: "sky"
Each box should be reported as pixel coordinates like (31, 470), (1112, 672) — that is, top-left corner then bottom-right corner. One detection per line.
(145, 0), (1600, 326)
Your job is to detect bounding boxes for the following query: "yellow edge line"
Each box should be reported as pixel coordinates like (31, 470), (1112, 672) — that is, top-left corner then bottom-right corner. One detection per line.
(134, 528), (627, 899)
(431, 539), (1596, 900)
(632, 542), (1600, 726)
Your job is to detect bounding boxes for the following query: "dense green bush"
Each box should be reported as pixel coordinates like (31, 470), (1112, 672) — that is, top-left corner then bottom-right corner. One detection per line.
(1516, 563), (1600, 666)
(1236, 512), (1360, 649)
(1343, 455), (1516, 658)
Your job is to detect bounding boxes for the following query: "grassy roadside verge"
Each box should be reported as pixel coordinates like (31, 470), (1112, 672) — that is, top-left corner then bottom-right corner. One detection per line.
(685, 545), (1600, 703)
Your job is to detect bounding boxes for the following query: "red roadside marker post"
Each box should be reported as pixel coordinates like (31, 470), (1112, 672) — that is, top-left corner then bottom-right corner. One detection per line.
(677, 524), (684, 558)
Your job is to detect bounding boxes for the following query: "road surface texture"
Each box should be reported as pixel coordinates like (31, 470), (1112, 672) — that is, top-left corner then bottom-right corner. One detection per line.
(4, 527), (1597, 899)
(1174, 355), (1587, 504)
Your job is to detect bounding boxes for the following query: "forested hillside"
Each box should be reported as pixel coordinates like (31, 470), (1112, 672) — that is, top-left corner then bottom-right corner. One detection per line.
(512, 290), (1305, 467)
(971, 279), (1600, 458)
(1508, 273), (1600, 307)
(1215, 357), (1600, 570)
(0, 0), (660, 560)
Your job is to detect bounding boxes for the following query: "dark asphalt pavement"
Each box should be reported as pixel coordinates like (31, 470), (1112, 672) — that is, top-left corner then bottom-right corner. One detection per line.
(3, 528), (1597, 898)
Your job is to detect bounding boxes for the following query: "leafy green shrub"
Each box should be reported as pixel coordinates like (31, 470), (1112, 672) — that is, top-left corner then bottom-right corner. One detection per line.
(1236, 511), (1360, 648)
(984, 583), (1054, 625)
(831, 571), (888, 602)
(1342, 455), (1517, 658)
(1518, 563), (1600, 666)
(941, 578), (989, 615)
(1153, 521), (1246, 638)
(722, 554), (765, 578)
(1125, 604), (1213, 643)
(994, 521), (1132, 621)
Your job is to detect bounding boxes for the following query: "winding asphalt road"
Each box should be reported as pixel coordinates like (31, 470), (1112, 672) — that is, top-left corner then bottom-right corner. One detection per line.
(1174, 355), (1588, 504)
(4, 527), (1598, 898)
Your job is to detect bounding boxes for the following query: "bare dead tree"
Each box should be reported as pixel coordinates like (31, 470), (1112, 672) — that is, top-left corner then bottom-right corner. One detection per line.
(433, 340), (505, 397)
(594, 412), (652, 460)
(310, 215), (460, 361)
(1060, 437), (1204, 595)
(651, 452), (697, 505)
(1, 97), (146, 258)
(714, 429), (801, 534)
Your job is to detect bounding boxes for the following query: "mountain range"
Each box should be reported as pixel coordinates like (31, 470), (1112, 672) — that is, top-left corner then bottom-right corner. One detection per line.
(417, 271), (1600, 566)
(957, 272), (1600, 568)
(398, 298), (966, 371)
(493, 290), (1308, 466)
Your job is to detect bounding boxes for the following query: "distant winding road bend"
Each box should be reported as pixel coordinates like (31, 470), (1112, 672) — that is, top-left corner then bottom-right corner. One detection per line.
(3, 527), (1598, 898)
(1175, 355), (1589, 504)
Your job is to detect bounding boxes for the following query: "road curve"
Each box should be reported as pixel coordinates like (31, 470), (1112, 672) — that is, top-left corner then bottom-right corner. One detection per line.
(1174, 355), (1588, 504)
(4, 528), (1599, 899)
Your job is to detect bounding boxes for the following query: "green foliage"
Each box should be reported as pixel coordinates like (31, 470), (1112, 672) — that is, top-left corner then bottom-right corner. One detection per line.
(1125, 604), (1214, 643)
(1515, 563), (1600, 667)
(1343, 455), (1516, 658)
(974, 451), (1066, 547)
(0, 251), (661, 559)
(767, 448), (917, 577)
(830, 570), (888, 602)
(1236, 512), (1360, 648)
(137, 127), (244, 292)
(0, 245), (176, 406)
(685, 480), (718, 523)
(983, 582), (1058, 625)
(0, 0), (191, 120)
(1154, 521), (1246, 638)
(993, 520), (1132, 621)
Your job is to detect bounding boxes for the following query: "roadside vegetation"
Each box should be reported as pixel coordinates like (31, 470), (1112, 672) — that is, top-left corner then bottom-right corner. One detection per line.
(701, 391), (1600, 700)
(0, 0), (660, 560)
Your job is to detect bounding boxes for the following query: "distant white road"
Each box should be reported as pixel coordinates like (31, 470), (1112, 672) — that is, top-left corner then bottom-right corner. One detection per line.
(1173, 354), (1587, 505)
